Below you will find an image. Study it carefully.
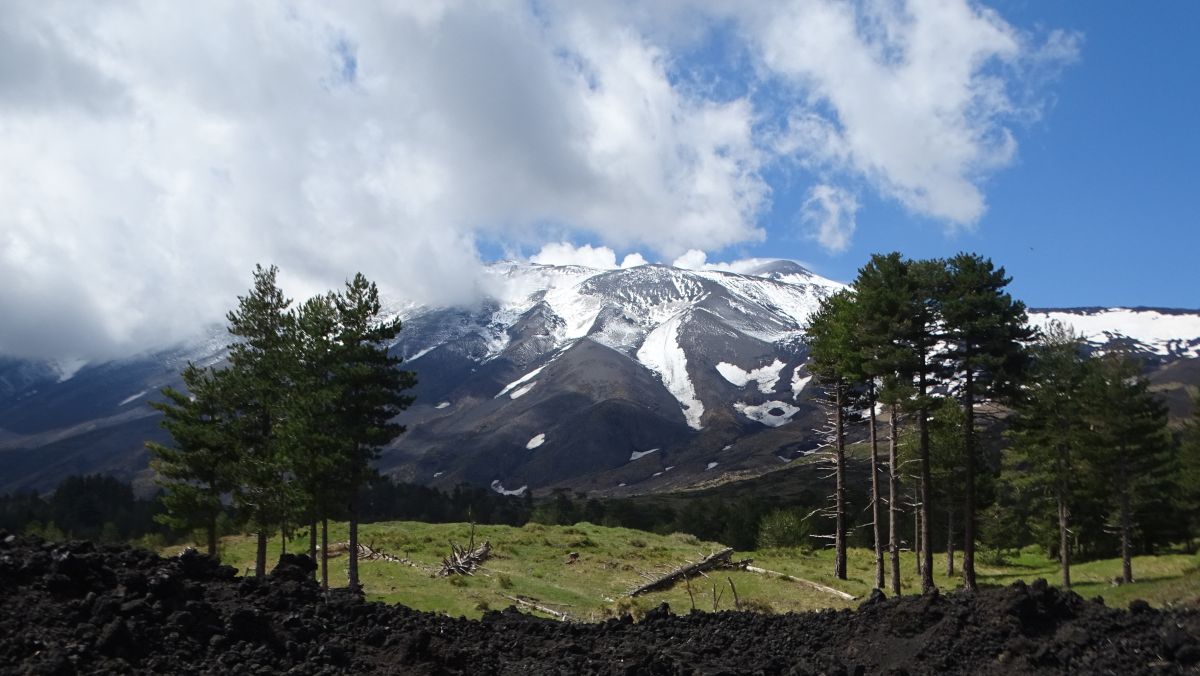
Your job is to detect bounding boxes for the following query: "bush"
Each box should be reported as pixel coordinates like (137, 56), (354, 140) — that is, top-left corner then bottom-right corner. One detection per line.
(756, 510), (811, 550)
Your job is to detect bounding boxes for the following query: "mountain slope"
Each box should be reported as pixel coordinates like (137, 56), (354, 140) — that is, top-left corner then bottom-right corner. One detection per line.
(0, 261), (1197, 496)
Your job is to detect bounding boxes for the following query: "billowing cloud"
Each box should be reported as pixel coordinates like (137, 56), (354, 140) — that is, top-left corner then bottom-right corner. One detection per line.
(800, 185), (859, 253)
(748, 1), (1079, 225)
(530, 243), (620, 269)
(0, 0), (1075, 360)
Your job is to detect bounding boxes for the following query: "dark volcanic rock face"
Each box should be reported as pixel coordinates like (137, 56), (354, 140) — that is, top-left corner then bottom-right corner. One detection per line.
(2, 532), (1198, 675)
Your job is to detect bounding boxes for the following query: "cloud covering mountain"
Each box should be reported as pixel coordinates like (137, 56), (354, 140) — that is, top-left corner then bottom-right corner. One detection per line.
(0, 1), (1077, 362)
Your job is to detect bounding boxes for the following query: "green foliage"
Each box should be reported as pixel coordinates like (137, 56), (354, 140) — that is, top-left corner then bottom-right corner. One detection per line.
(756, 509), (812, 550)
(149, 265), (416, 575)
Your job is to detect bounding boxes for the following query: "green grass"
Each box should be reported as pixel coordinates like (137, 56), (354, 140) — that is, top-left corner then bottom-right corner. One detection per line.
(202, 521), (1200, 620)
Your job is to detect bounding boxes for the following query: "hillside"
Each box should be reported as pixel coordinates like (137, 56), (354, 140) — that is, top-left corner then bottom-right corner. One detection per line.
(1, 259), (1197, 497)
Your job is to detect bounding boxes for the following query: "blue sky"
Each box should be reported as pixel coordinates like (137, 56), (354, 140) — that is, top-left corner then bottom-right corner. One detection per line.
(703, 2), (1200, 309)
(0, 1), (1196, 361)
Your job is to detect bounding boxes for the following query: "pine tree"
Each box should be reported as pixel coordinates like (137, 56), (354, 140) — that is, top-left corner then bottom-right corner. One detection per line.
(285, 292), (347, 588)
(937, 253), (1032, 591)
(853, 252), (920, 596)
(1178, 395), (1200, 552)
(332, 273), (416, 592)
(1084, 351), (1172, 583)
(805, 289), (859, 580)
(147, 364), (237, 556)
(1006, 322), (1090, 588)
(225, 264), (298, 577)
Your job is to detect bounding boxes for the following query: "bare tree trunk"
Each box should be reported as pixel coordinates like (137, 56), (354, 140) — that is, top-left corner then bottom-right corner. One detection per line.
(1057, 492), (1071, 589)
(1120, 488), (1133, 584)
(309, 519), (317, 564)
(834, 386), (847, 581)
(1056, 442), (1071, 589)
(888, 404), (901, 597)
(255, 530), (267, 577)
(918, 374), (934, 593)
(914, 506), (922, 578)
(207, 514), (218, 559)
(869, 393), (884, 590)
(348, 488), (361, 591)
(321, 518), (329, 591)
(946, 507), (955, 577)
(280, 526), (287, 556)
(962, 367), (977, 592)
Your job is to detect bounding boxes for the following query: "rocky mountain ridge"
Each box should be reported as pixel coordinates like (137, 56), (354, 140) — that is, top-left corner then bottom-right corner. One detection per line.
(1, 260), (1197, 496)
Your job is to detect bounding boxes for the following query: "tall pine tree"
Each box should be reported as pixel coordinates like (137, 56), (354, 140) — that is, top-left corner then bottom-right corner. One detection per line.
(332, 273), (416, 591)
(147, 363), (237, 556)
(938, 253), (1032, 591)
(225, 264), (299, 577)
(1084, 351), (1171, 583)
(805, 290), (859, 580)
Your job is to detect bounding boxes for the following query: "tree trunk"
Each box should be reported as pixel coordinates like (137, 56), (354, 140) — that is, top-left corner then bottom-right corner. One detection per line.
(946, 507), (955, 578)
(1057, 442), (1072, 589)
(1120, 487), (1133, 584)
(869, 392), (884, 590)
(918, 370), (935, 593)
(834, 386), (847, 581)
(309, 518), (317, 566)
(321, 517), (329, 591)
(348, 488), (361, 591)
(255, 530), (267, 578)
(888, 404), (901, 597)
(1057, 491), (1071, 589)
(280, 527), (287, 555)
(914, 506), (922, 578)
(962, 366), (977, 592)
(207, 514), (218, 559)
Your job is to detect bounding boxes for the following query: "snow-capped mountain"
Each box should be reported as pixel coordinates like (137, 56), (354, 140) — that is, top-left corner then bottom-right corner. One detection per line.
(1, 260), (1197, 497)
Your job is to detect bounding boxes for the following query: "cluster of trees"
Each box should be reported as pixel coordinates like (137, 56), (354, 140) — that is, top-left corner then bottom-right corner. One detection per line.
(0, 475), (169, 544)
(149, 265), (415, 590)
(806, 251), (1196, 594)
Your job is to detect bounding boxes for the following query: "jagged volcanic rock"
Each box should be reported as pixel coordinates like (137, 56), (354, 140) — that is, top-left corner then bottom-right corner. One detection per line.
(2, 533), (1197, 675)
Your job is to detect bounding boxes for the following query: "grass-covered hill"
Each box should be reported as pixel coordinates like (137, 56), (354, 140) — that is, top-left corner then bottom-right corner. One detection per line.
(208, 520), (1200, 621)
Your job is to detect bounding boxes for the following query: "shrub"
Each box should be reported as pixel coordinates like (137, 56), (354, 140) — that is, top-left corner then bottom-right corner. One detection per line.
(756, 510), (811, 550)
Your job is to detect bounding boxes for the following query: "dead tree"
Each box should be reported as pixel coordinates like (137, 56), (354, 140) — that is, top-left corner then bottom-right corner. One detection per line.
(629, 548), (751, 597)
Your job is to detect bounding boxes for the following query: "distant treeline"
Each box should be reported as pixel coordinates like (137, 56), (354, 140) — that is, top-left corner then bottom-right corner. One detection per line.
(0, 473), (830, 554)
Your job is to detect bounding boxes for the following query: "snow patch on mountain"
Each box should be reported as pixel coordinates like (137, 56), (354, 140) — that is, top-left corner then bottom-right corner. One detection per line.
(1029, 309), (1200, 358)
(629, 448), (660, 461)
(496, 364), (547, 399)
(526, 433), (546, 450)
(51, 358), (88, 383)
(636, 312), (704, 429)
(490, 480), (527, 496)
(118, 390), (148, 407)
(716, 359), (785, 394)
(434, 401), (450, 409)
(792, 370), (813, 399)
(735, 400), (801, 427)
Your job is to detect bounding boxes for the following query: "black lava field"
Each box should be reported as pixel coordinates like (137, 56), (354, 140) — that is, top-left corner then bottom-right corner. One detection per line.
(1, 532), (1197, 675)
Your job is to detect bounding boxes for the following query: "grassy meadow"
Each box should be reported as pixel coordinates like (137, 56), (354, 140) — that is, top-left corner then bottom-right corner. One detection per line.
(198, 520), (1200, 621)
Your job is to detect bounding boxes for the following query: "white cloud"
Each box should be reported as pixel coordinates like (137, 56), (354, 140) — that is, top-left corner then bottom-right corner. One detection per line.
(672, 249), (710, 270)
(0, 0), (1075, 360)
(0, 1), (768, 360)
(801, 185), (859, 253)
(530, 242), (619, 269)
(743, 0), (1077, 226)
(620, 253), (649, 268)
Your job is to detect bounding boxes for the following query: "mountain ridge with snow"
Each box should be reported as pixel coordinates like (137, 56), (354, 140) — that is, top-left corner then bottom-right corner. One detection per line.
(0, 259), (1197, 496)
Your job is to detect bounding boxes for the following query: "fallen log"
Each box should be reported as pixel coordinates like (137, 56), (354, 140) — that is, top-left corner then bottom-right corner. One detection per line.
(438, 540), (492, 576)
(629, 548), (751, 596)
(744, 565), (856, 601)
(500, 594), (569, 621)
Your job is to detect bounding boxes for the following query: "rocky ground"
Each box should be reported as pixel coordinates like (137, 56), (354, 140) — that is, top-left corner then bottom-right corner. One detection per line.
(1, 532), (1198, 675)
